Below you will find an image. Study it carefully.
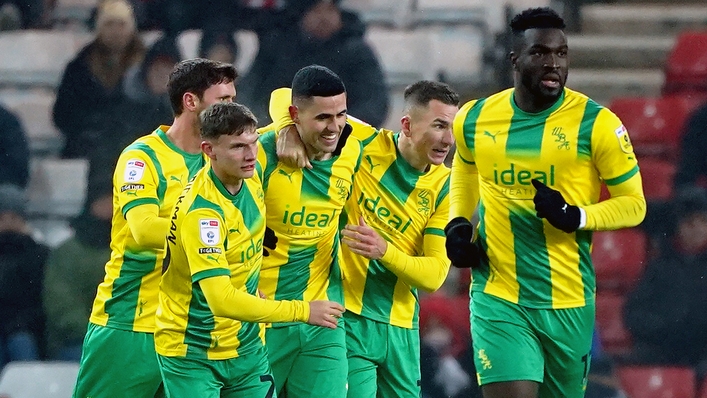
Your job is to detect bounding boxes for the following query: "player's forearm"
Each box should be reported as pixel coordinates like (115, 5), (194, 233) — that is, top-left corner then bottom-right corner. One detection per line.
(450, 152), (479, 220)
(125, 204), (170, 249)
(200, 276), (310, 323)
(379, 235), (450, 293)
(583, 174), (647, 230)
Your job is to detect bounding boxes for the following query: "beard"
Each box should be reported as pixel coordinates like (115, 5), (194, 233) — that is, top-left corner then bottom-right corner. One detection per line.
(521, 72), (565, 103)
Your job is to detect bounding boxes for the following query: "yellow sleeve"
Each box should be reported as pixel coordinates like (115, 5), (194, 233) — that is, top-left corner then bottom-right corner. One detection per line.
(378, 190), (451, 292)
(199, 276), (310, 323)
(450, 100), (480, 220)
(115, 149), (170, 249)
(125, 203), (170, 249)
(582, 108), (647, 230)
(269, 87), (294, 132)
(379, 235), (450, 293)
(115, 149), (160, 217)
(181, 209), (310, 323)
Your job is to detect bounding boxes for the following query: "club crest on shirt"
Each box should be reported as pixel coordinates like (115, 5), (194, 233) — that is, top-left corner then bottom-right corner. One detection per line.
(124, 159), (146, 182)
(199, 219), (220, 246)
(614, 124), (633, 154)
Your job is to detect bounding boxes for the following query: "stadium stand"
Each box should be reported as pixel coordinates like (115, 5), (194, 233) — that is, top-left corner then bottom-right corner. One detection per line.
(592, 229), (647, 293)
(609, 95), (704, 160)
(595, 292), (633, 355)
(25, 157), (89, 218)
(617, 366), (696, 398)
(663, 30), (707, 95)
(0, 361), (80, 398)
(637, 157), (677, 201)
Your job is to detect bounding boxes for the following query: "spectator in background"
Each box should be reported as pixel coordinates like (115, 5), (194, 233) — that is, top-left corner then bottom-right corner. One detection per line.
(199, 31), (238, 64)
(0, 184), (49, 368)
(134, 0), (238, 61)
(238, 0), (389, 126)
(674, 101), (707, 190)
(419, 268), (480, 398)
(43, 175), (112, 362)
(53, 0), (145, 159)
(0, 104), (29, 188)
(122, 34), (180, 142)
(623, 187), (707, 369)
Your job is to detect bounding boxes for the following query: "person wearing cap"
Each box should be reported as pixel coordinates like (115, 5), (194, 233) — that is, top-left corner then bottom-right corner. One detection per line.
(624, 186), (707, 369)
(0, 184), (49, 369)
(238, 0), (389, 128)
(53, 0), (145, 159)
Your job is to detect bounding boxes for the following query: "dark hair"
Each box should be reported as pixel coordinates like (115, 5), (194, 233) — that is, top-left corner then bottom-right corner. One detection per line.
(200, 102), (257, 140)
(167, 58), (237, 116)
(510, 7), (565, 35)
(291, 65), (346, 103)
(403, 80), (460, 112)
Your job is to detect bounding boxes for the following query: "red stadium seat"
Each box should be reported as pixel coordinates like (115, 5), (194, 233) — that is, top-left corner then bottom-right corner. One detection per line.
(595, 292), (632, 355)
(664, 30), (707, 95)
(618, 366), (695, 398)
(609, 95), (701, 160)
(638, 158), (676, 201)
(592, 229), (647, 292)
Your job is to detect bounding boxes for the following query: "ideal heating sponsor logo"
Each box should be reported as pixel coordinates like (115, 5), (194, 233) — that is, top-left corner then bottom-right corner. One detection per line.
(492, 163), (556, 197)
(356, 190), (412, 234)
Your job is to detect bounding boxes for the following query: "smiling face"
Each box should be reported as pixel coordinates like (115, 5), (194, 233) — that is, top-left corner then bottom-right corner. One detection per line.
(512, 28), (568, 105)
(290, 93), (348, 161)
(402, 99), (458, 168)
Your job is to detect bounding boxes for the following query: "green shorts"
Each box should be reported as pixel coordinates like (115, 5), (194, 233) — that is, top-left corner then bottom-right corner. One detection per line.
(73, 323), (164, 398)
(157, 345), (276, 398)
(471, 292), (594, 398)
(344, 311), (420, 398)
(265, 321), (347, 398)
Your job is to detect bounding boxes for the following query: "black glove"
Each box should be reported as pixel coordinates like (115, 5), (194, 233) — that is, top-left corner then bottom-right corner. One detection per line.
(531, 179), (581, 233)
(263, 227), (278, 257)
(444, 217), (481, 269)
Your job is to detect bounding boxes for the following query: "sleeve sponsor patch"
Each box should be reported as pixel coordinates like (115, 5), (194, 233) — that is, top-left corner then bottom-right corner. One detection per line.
(614, 125), (633, 154)
(198, 247), (222, 254)
(120, 183), (145, 192)
(199, 219), (221, 246)
(124, 159), (146, 182)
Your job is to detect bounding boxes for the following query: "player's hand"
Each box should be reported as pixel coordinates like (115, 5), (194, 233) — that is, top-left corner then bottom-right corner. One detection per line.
(307, 300), (345, 329)
(531, 179), (581, 233)
(444, 217), (481, 269)
(341, 216), (387, 260)
(263, 227), (278, 257)
(276, 125), (312, 169)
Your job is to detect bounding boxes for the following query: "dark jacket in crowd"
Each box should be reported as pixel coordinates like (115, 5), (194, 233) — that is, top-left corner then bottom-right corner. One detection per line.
(0, 231), (49, 339)
(675, 102), (707, 189)
(238, 10), (389, 127)
(0, 104), (29, 188)
(624, 243), (707, 365)
(52, 38), (144, 159)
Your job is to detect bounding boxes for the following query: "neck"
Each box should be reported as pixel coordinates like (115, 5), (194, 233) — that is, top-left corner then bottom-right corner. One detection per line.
(306, 144), (333, 162)
(397, 133), (428, 172)
(212, 166), (243, 196)
(513, 84), (559, 114)
(166, 113), (202, 154)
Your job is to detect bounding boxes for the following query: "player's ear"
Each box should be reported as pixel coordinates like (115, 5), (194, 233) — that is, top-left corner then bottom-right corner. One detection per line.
(509, 51), (519, 71)
(289, 105), (299, 124)
(400, 115), (412, 137)
(201, 140), (215, 159)
(183, 92), (198, 112)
